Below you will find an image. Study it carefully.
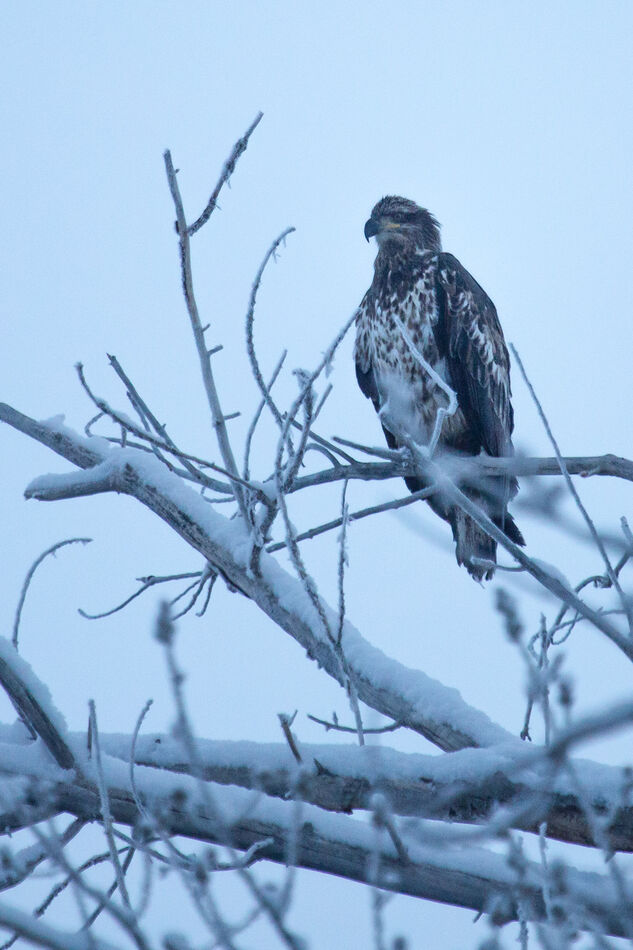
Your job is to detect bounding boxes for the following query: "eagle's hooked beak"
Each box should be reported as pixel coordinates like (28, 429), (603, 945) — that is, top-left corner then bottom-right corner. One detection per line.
(364, 218), (379, 242)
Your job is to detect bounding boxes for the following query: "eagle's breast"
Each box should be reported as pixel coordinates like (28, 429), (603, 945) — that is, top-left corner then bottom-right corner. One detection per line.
(355, 251), (462, 445)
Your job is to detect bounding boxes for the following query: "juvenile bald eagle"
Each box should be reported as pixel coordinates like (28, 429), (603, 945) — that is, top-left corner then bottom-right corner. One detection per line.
(354, 196), (524, 580)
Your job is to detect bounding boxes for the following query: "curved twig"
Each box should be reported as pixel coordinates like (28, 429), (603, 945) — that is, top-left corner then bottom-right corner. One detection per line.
(13, 538), (92, 648)
(245, 230), (295, 433)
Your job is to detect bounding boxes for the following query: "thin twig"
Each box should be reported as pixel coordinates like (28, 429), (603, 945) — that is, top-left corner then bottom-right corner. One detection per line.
(163, 149), (249, 520)
(76, 363), (233, 495)
(28, 821), (151, 950)
(307, 714), (403, 735)
(0, 817), (84, 895)
(81, 848), (136, 933)
(187, 113), (263, 235)
(107, 354), (232, 495)
(243, 350), (287, 480)
(286, 419), (356, 464)
(266, 484), (437, 552)
(336, 480), (350, 647)
(88, 701), (132, 910)
(0, 843), (130, 950)
(245, 229), (295, 435)
(156, 603), (304, 950)
(130, 698), (153, 814)
(332, 435), (403, 460)
(79, 572), (202, 620)
(278, 712), (302, 764)
(13, 538), (92, 647)
(170, 567), (216, 620)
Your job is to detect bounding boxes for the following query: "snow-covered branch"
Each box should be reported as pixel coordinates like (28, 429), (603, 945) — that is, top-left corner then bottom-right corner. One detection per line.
(88, 729), (633, 853)
(0, 406), (510, 753)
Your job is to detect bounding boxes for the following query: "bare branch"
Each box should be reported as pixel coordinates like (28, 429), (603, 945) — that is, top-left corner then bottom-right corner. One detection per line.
(245, 229), (295, 434)
(13, 538), (91, 648)
(187, 112), (263, 235)
(76, 362), (232, 496)
(307, 714), (403, 736)
(0, 818), (84, 894)
(243, 349), (287, 480)
(79, 571), (201, 620)
(163, 149), (248, 520)
(107, 353), (232, 495)
(88, 701), (132, 909)
(266, 484), (437, 552)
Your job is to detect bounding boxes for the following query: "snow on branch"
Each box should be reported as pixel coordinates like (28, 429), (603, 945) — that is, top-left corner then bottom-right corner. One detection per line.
(0, 735), (629, 938)
(0, 637), (75, 771)
(90, 728), (633, 853)
(1, 408), (513, 753)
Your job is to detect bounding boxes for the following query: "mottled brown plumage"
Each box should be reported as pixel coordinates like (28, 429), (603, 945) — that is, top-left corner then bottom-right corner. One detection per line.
(355, 196), (524, 580)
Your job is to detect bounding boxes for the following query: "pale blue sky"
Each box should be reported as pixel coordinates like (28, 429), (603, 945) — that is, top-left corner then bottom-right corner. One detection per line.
(2, 3), (633, 946)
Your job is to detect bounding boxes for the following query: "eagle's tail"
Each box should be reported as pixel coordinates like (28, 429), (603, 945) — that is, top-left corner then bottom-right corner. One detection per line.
(450, 509), (497, 582)
(403, 468), (525, 581)
(451, 504), (525, 582)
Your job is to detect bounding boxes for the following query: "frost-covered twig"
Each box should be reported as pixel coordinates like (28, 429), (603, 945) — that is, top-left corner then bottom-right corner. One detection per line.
(27, 821), (151, 950)
(163, 149), (248, 520)
(243, 349), (287, 480)
(80, 847), (135, 934)
(13, 538), (91, 648)
(88, 701), (132, 910)
(336, 480), (350, 647)
(76, 363), (234, 497)
(405, 445), (633, 662)
(0, 843), (133, 950)
(79, 571), (202, 620)
(277, 312), (357, 490)
(156, 603), (304, 950)
(307, 713), (403, 735)
(170, 566), (216, 620)
(245, 229), (295, 434)
(107, 353), (232, 495)
(0, 818), (84, 895)
(266, 484), (437, 552)
(187, 112), (263, 236)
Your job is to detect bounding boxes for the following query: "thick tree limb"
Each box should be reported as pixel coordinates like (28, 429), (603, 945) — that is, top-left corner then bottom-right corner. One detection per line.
(0, 748), (629, 939)
(0, 638), (75, 771)
(0, 405), (510, 753)
(88, 730), (633, 853)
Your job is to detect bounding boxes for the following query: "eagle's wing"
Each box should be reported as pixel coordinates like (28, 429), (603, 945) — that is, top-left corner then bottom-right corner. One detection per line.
(354, 292), (401, 454)
(435, 252), (514, 458)
(354, 292), (379, 408)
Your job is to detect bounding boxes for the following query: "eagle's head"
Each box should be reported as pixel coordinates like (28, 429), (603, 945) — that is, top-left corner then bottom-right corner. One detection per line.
(364, 196), (441, 252)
